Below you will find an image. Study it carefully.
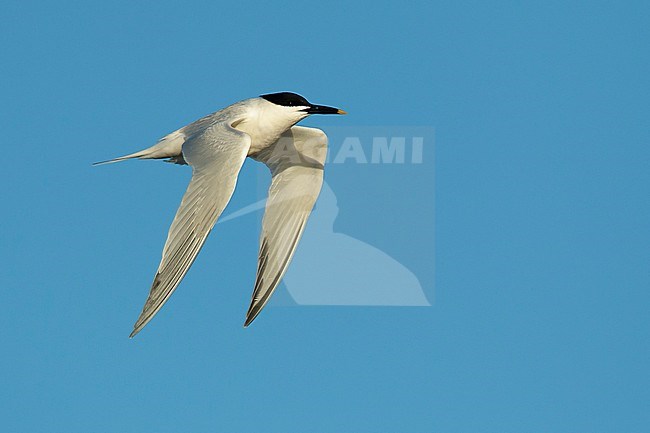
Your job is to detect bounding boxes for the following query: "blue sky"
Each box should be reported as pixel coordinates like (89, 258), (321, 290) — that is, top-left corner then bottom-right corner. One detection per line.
(1, 1), (649, 432)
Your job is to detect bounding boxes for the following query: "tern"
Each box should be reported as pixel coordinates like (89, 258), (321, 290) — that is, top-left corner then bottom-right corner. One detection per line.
(95, 92), (346, 337)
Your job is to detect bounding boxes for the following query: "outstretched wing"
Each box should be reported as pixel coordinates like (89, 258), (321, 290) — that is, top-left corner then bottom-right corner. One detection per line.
(130, 120), (251, 337)
(245, 126), (328, 326)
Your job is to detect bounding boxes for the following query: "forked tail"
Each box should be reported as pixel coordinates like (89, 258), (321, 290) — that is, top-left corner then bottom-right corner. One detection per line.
(93, 128), (186, 166)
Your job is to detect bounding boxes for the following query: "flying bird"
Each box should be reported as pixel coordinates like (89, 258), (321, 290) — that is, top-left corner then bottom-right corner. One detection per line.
(95, 92), (346, 336)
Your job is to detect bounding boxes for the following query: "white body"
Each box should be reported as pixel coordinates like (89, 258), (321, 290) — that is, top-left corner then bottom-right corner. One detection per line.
(99, 97), (312, 164)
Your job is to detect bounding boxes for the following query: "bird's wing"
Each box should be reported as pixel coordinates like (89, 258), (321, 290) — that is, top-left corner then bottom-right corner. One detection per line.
(245, 126), (328, 326)
(130, 120), (251, 337)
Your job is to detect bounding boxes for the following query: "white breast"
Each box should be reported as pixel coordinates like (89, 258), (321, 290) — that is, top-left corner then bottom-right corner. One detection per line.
(233, 99), (306, 154)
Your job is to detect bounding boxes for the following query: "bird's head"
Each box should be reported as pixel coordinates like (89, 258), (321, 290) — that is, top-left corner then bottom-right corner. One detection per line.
(260, 92), (346, 124)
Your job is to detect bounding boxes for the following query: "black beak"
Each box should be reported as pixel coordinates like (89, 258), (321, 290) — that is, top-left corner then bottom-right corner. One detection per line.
(304, 104), (347, 115)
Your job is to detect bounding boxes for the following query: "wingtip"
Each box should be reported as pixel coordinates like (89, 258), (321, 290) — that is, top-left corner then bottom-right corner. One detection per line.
(244, 305), (262, 328)
(129, 316), (150, 338)
(129, 318), (147, 338)
(243, 309), (256, 328)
